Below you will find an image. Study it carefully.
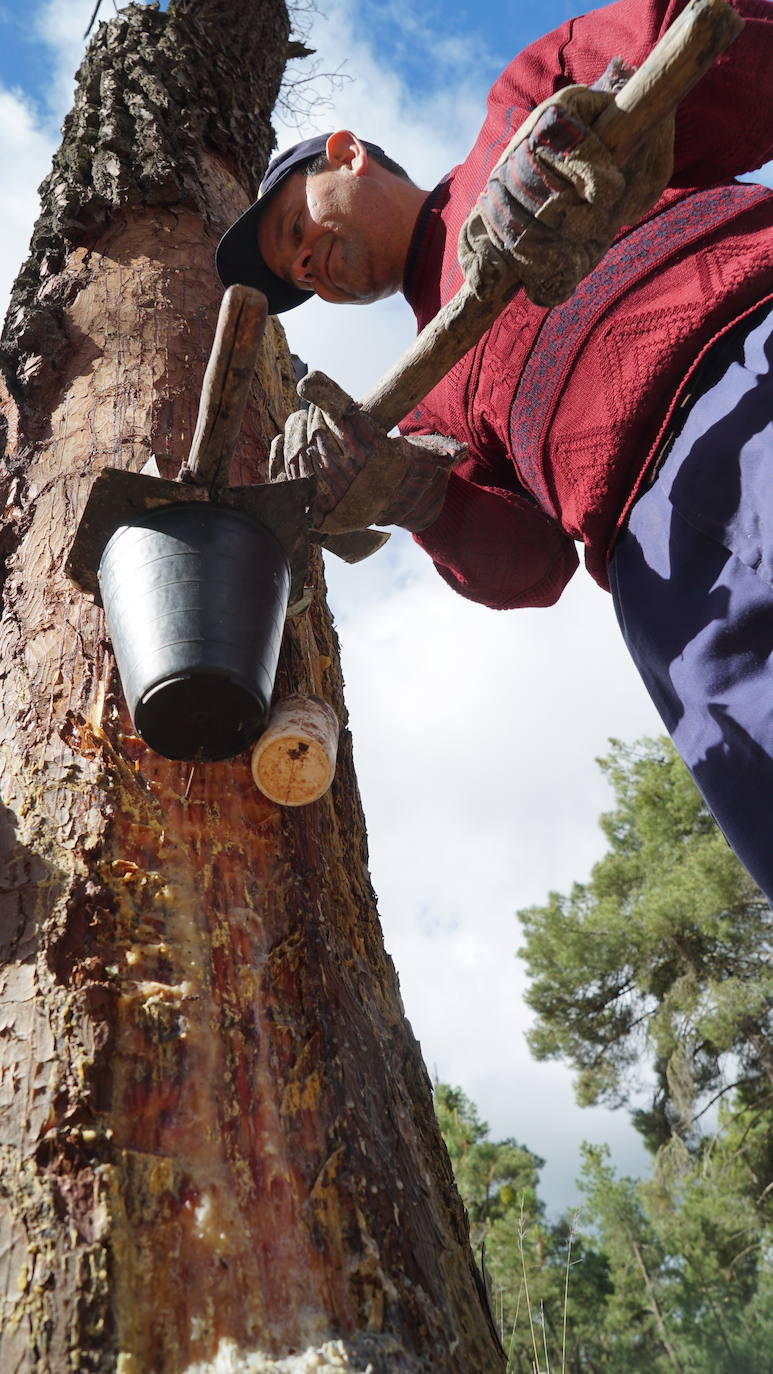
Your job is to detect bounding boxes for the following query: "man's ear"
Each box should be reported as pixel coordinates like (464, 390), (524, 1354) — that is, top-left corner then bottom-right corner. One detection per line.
(325, 130), (368, 175)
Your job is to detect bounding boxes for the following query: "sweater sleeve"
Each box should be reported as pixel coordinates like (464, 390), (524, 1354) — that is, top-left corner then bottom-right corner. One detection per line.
(410, 455), (580, 611)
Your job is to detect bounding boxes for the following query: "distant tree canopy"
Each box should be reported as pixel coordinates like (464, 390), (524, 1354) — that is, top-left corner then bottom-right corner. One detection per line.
(434, 1082), (613, 1374)
(434, 1083), (544, 1247)
(435, 1077), (772, 1374)
(517, 737), (773, 1148)
(433, 735), (772, 1372)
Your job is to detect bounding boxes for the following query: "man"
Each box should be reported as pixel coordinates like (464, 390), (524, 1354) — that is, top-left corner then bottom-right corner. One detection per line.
(217, 0), (773, 900)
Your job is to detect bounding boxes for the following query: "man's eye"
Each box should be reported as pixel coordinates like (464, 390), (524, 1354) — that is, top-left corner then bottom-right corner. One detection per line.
(291, 216), (302, 244)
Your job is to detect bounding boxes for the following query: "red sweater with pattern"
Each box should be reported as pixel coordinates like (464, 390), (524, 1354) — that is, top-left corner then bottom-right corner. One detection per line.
(399, 0), (773, 607)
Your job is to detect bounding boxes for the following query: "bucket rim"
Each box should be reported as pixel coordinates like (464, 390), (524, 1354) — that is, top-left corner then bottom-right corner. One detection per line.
(99, 500), (291, 569)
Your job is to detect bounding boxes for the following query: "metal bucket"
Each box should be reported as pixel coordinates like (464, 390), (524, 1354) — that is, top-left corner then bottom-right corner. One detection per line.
(98, 502), (290, 761)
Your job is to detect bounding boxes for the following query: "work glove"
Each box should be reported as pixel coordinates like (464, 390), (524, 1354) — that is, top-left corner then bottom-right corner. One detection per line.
(459, 59), (675, 308)
(270, 370), (464, 535)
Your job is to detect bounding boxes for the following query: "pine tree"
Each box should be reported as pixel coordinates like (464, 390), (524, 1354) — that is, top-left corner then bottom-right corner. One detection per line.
(435, 1084), (613, 1374)
(0, 4), (503, 1369)
(516, 736), (772, 1373)
(518, 737), (773, 1137)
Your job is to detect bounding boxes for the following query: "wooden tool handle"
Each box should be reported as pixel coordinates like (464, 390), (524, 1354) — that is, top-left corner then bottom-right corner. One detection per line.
(359, 0), (743, 433)
(179, 284), (268, 492)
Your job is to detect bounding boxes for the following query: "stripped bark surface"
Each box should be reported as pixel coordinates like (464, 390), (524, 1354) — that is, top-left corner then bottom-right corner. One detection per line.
(0, 3), (503, 1371)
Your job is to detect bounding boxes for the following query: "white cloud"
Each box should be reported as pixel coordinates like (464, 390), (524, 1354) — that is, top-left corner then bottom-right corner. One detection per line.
(323, 534), (660, 1211)
(35, 0), (97, 120)
(279, 0), (485, 187)
(0, 89), (56, 308)
(0, 0), (93, 314)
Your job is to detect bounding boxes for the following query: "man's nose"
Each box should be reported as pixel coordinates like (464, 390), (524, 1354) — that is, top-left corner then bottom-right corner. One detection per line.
(291, 243), (313, 287)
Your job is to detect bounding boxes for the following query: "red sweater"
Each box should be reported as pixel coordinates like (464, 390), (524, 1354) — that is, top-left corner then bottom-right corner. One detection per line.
(400, 0), (773, 607)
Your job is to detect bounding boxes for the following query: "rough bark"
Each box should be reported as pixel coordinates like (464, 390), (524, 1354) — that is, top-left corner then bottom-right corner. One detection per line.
(0, 2), (503, 1371)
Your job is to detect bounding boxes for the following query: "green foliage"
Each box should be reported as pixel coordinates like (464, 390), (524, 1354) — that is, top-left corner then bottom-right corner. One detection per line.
(435, 1081), (773, 1373)
(435, 1082), (614, 1373)
(434, 736), (773, 1370)
(517, 737), (773, 1138)
(494, 735), (773, 1371)
(434, 1083), (544, 1247)
(579, 1109), (773, 1374)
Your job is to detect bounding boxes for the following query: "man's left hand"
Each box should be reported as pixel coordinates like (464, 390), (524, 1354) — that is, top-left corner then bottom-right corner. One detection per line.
(270, 371), (464, 534)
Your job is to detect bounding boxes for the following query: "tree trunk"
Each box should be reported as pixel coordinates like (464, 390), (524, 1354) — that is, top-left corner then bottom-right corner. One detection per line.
(0, 3), (503, 1371)
(740, 1018), (773, 1088)
(630, 1238), (683, 1373)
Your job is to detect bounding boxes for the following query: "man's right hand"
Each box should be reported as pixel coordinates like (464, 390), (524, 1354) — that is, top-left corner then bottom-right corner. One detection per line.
(270, 371), (464, 534)
(459, 62), (675, 308)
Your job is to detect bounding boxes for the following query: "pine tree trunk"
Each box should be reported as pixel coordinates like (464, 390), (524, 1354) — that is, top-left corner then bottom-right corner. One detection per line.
(740, 1019), (773, 1088)
(0, 3), (503, 1370)
(630, 1238), (683, 1373)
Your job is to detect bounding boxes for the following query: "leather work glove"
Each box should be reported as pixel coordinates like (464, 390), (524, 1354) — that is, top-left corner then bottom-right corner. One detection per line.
(270, 370), (465, 535)
(459, 59), (675, 308)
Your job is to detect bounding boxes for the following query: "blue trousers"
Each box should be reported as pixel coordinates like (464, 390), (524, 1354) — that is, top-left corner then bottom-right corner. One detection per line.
(609, 303), (773, 904)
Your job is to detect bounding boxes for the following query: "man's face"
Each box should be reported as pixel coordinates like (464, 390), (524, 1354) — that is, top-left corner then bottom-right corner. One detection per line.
(257, 134), (405, 306)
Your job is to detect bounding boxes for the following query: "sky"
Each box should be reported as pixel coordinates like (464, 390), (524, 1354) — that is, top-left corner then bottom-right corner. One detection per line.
(2, 0), (768, 1216)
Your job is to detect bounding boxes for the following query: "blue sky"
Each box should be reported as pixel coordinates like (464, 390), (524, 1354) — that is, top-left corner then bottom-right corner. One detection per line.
(0, 10), (48, 97)
(3, 0), (767, 1215)
(0, 0), (569, 116)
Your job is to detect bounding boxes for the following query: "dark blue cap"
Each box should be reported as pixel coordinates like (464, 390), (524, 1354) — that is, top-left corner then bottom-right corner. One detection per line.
(216, 134), (388, 315)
